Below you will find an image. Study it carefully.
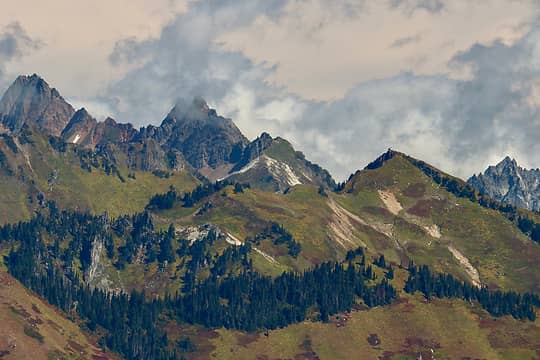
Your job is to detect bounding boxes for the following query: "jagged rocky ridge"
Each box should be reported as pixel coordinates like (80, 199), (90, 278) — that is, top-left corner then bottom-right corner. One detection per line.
(0, 74), (335, 191)
(0, 74), (75, 136)
(468, 156), (540, 211)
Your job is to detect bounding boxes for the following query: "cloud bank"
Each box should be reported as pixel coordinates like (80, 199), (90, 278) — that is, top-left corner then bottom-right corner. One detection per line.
(0, 22), (41, 91)
(389, 0), (446, 14)
(103, 0), (540, 181)
(3, 0), (540, 182)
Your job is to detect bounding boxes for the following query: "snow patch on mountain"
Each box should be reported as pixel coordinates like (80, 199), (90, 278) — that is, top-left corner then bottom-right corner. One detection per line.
(263, 155), (302, 187)
(219, 156), (261, 180)
(221, 154), (302, 187)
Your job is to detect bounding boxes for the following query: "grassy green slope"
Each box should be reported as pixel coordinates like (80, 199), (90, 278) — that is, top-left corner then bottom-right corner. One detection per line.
(340, 154), (540, 293)
(0, 269), (113, 360)
(204, 269), (540, 360)
(156, 184), (368, 275)
(0, 129), (199, 223)
(153, 153), (540, 294)
(48, 165), (197, 218)
(1, 141), (539, 359)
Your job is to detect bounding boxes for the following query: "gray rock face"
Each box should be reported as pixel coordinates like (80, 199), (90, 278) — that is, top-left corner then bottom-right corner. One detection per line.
(223, 135), (336, 192)
(0, 74), (75, 136)
(144, 97), (248, 170)
(61, 108), (98, 145)
(468, 156), (540, 211)
(62, 109), (140, 148)
(232, 132), (274, 172)
(92, 117), (138, 145)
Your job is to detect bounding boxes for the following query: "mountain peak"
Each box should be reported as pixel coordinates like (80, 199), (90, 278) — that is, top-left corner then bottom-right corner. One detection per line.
(192, 96), (210, 113)
(11, 74), (60, 98)
(479, 156), (521, 178)
(154, 97), (248, 169)
(13, 73), (44, 85)
(468, 157), (540, 211)
(497, 155), (518, 169)
(74, 107), (89, 117)
(103, 117), (118, 126)
(364, 148), (398, 170)
(165, 97), (216, 124)
(0, 74), (74, 136)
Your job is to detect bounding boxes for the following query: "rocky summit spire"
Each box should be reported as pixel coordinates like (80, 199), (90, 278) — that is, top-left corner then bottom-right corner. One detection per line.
(154, 97), (248, 169)
(468, 156), (540, 211)
(0, 74), (75, 136)
(163, 97), (221, 125)
(497, 155), (518, 170)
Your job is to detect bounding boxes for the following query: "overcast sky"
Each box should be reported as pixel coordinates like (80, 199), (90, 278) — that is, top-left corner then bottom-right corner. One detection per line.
(1, 0), (540, 181)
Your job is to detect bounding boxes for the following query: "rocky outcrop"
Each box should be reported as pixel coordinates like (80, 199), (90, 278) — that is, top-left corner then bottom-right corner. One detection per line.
(0, 74), (75, 136)
(144, 97), (248, 170)
(232, 132), (274, 172)
(62, 110), (139, 148)
(85, 237), (121, 292)
(468, 156), (540, 211)
(92, 117), (138, 145)
(222, 136), (336, 192)
(61, 108), (97, 144)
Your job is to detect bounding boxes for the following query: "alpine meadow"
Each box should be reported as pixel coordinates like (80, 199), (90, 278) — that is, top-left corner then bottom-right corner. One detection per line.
(1, 1), (540, 359)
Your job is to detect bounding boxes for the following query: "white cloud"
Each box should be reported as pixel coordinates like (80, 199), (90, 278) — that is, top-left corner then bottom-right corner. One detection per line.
(4, 0), (540, 183)
(0, 22), (41, 91)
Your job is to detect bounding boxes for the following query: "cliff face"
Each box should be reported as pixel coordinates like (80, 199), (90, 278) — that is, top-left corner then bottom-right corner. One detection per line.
(60, 96), (249, 173)
(61, 108), (98, 144)
(468, 156), (540, 211)
(0, 74), (75, 136)
(146, 97), (248, 170)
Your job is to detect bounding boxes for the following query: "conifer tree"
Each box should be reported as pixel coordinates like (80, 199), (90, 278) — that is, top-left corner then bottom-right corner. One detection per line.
(159, 224), (176, 264)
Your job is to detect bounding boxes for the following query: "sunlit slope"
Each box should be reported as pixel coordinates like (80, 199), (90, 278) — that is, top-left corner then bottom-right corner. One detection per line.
(0, 269), (112, 360)
(155, 185), (378, 275)
(154, 153), (540, 293)
(225, 136), (336, 192)
(339, 153), (540, 293)
(205, 269), (540, 360)
(0, 128), (199, 223)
